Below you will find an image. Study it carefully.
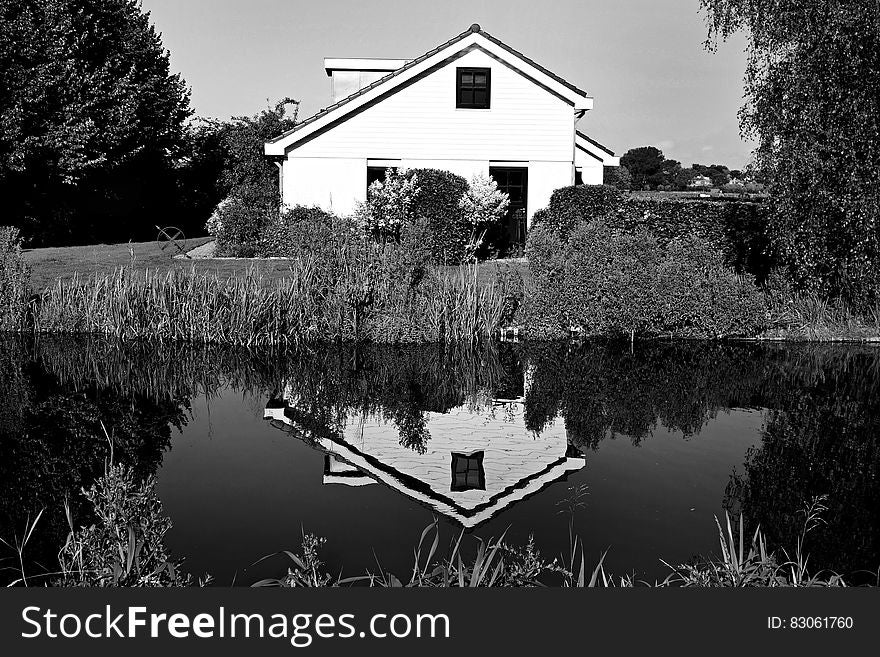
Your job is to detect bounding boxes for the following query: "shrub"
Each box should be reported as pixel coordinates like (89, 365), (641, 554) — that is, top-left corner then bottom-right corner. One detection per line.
(57, 464), (193, 586)
(352, 168), (496, 265)
(360, 168), (421, 243)
(536, 185), (774, 282)
(257, 205), (338, 258)
(210, 191), (277, 257)
(523, 220), (766, 339)
(0, 226), (30, 330)
(540, 185), (624, 239)
(520, 224), (567, 335)
(563, 222), (663, 336)
(406, 168), (471, 264)
(658, 236), (766, 338)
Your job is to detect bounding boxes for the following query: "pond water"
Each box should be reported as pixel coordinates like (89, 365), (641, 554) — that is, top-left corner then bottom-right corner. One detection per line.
(1, 337), (878, 585)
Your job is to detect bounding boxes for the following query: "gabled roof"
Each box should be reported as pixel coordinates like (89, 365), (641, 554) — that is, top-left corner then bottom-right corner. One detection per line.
(576, 130), (620, 166)
(265, 23), (593, 155)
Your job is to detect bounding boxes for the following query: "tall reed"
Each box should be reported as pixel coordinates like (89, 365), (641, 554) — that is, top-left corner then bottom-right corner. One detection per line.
(30, 261), (506, 345)
(0, 226), (30, 331)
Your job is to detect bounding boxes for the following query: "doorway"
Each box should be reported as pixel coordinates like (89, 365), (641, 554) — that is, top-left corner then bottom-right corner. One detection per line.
(488, 166), (528, 257)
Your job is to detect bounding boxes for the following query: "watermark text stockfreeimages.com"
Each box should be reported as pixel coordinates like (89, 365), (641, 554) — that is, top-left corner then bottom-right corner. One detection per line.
(21, 605), (450, 647)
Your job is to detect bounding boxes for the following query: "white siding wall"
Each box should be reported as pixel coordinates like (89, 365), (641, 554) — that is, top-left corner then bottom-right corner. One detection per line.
(283, 157), (366, 216)
(528, 161), (574, 219)
(283, 49), (576, 218)
(575, 148), (605, 185)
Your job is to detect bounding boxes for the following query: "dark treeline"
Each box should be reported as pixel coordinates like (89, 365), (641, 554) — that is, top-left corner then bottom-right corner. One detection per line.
(0, 0), (295, 247)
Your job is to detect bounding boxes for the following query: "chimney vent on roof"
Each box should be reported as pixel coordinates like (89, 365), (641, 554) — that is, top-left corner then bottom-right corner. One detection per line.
(323, 58), (409, 103)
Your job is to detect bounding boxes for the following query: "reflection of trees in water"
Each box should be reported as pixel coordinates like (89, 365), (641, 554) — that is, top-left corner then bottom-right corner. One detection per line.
(523, 342), (768, 450)
(2, 336), (879, 579)
(0, 337), (510, 580)
(724, 349), (880, 578)
(524, 341), (880, 576)
(267, 344), (509, 454)
(0, 338), (191, 582)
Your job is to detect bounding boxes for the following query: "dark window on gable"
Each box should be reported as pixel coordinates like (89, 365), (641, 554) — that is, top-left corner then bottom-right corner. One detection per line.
(456, 67), (490, 109)
(451, 452), (485, 491)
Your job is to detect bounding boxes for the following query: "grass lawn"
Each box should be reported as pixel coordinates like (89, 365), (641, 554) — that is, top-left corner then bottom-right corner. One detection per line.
(23, 239), (527, 291)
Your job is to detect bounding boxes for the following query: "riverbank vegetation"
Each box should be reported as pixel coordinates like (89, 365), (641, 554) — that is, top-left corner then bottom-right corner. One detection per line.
(2, 460), (868, 587)
(2, 220), (513, 345)
(521, 219), (764, 339)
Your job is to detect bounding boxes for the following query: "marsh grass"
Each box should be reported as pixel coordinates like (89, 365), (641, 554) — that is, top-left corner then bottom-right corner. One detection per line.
(28, 260), (506, 345)
(656, 496), (855, 587)
(254, 495), (868, 588)
(0, 226), (30, 331)
(765, 283), (880, 341)
(252, 518), (599, 588)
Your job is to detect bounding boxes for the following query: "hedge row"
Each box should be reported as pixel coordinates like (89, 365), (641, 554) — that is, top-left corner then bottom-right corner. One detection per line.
(521, 221), (767, 339)
(533, 185), (774, 283)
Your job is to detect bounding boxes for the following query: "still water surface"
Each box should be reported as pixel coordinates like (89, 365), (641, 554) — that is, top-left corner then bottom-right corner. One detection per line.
(1, 338), (877, 584)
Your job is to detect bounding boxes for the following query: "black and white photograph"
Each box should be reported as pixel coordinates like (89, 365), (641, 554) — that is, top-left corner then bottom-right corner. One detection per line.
(0, 0), (877, 651)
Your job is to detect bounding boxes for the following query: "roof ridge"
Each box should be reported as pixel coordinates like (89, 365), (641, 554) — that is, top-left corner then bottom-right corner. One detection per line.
(266, 24), (589, 148)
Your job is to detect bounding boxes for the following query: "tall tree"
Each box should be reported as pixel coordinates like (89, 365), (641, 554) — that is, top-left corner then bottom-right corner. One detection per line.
(620, 146), (666, 190)
(701, 0), (880, 305)
(208, 99), (299, 257)
(0, 0), (192, 246)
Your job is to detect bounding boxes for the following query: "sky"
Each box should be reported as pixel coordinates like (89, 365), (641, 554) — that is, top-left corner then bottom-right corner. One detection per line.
(141, 0), (754, 168)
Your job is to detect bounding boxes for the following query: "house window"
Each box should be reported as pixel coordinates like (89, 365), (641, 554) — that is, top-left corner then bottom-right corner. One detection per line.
(456, 67), (490, 109)
(451, 452), (485, 491)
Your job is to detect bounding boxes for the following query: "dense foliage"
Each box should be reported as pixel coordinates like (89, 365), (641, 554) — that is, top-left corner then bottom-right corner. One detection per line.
(701, 0), (880, 306)
(0, 0), (192, 246)
(257, 204), (338, 259)
(523, 220), (765, 339)
(620, 146), (666, 189)
(207, 99), (299, 257)
(533, 184), (773, 282)
(406, 169), (471, 263)
(602, 164), (632, 190)
(359, 168), (421, 243)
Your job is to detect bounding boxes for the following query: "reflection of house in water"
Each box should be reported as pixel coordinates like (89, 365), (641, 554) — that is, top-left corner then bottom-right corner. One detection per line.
(264, 390), (586, 528)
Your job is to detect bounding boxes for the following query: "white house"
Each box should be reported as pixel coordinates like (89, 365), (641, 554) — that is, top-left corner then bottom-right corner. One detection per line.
(264, 23), (619, 247)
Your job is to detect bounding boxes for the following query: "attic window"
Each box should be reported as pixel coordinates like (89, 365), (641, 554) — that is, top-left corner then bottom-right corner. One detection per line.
(456, 67), (490, 109)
